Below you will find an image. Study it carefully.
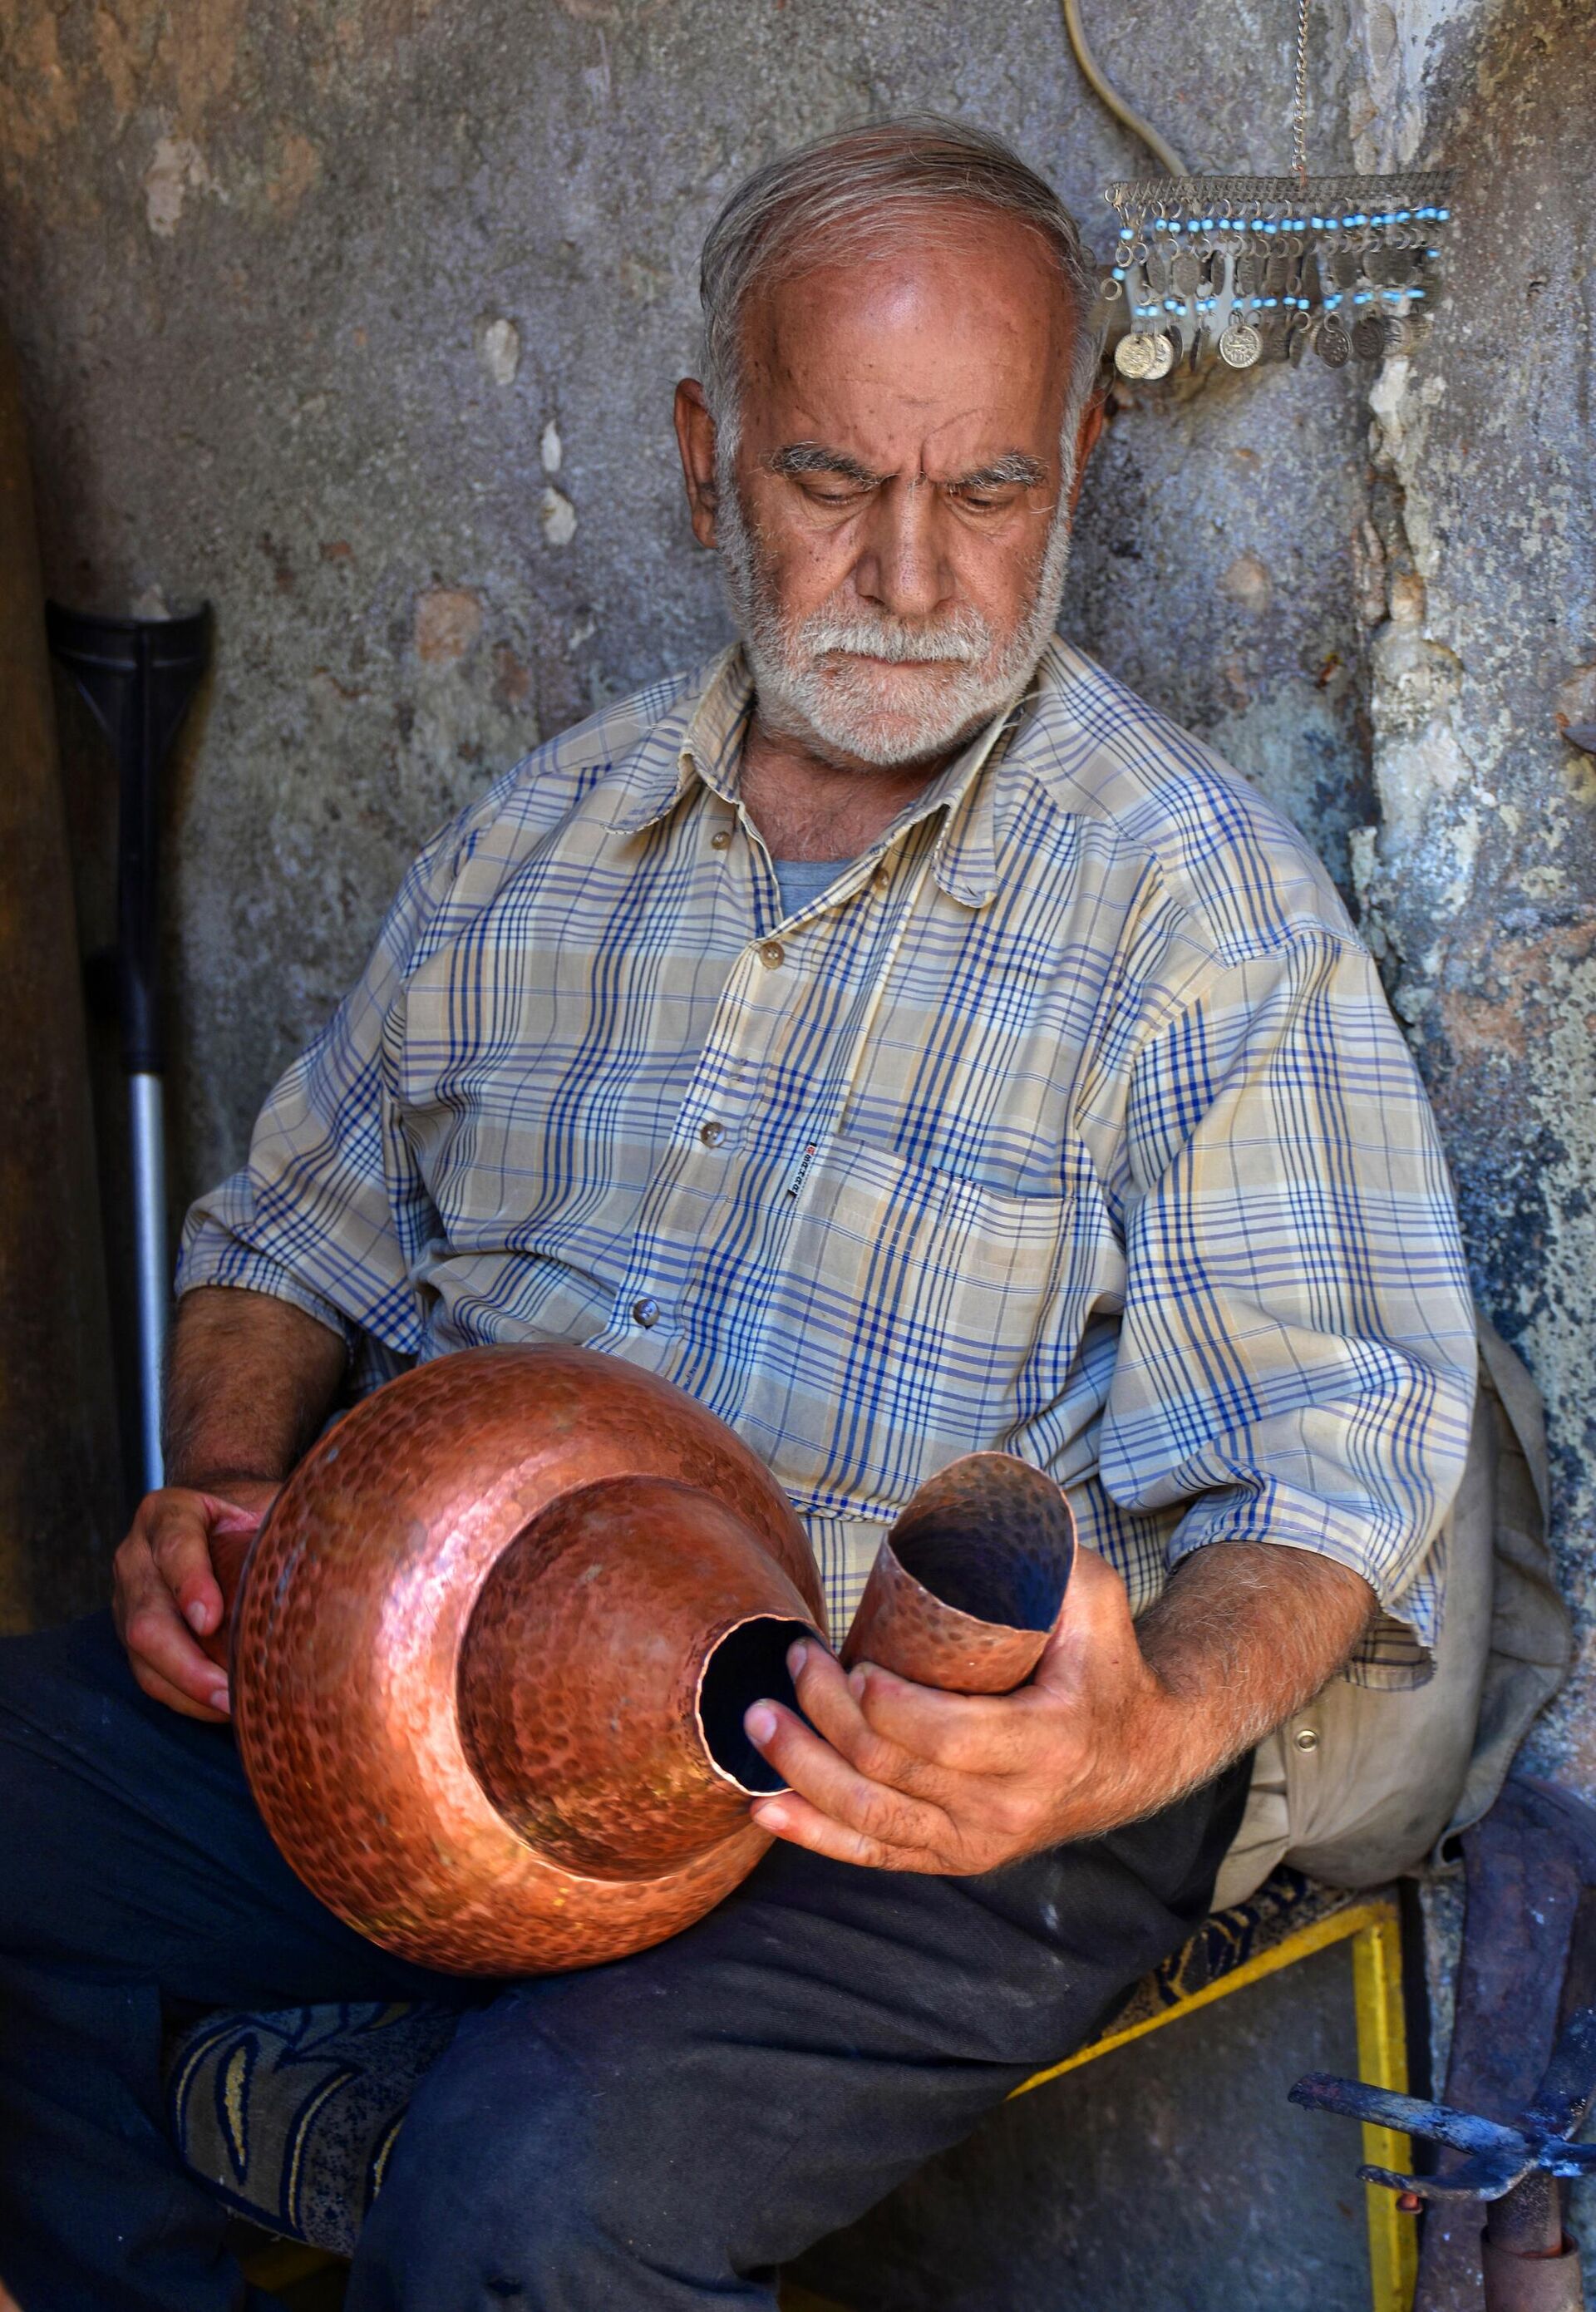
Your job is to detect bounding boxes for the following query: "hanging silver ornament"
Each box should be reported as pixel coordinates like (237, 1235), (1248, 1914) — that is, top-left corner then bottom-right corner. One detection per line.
(1081, 0), (1453, 383)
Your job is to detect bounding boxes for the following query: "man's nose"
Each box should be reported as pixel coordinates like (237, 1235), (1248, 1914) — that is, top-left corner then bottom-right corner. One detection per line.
(851, 480), (952, 622)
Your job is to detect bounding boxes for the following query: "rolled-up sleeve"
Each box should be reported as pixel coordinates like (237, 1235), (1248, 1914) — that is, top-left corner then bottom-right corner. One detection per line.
(176, 836), (456, 1358)
(1099, 930), (1476, 1688)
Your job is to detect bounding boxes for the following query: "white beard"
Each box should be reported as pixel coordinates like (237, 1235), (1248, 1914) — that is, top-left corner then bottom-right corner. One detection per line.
(716, 449), (1075, 770)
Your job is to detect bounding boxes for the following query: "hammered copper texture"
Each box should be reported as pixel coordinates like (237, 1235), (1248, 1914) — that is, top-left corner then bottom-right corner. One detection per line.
(842, 1453), (1075, 1694)
(221, 1355), (1074, 1972)
(226, 1344), (825, 1975)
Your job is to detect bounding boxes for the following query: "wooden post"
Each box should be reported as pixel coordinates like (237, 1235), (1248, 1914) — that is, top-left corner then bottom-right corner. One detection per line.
(0, 319), (122, 1629)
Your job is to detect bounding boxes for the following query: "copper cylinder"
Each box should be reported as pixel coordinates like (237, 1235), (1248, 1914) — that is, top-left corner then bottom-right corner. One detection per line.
(841, 1452), (1075, 1693)
(219, 1348), (1076, 1974)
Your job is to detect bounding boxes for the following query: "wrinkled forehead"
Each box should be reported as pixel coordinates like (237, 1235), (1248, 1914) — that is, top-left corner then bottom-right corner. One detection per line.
(736, 212), (1076, 456)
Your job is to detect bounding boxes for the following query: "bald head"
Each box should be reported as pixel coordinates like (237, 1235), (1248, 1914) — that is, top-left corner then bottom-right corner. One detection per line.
(697, 113), (1100, 449)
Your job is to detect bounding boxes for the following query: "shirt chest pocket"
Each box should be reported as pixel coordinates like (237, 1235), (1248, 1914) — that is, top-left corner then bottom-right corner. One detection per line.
(738, 1132), (1116, 1511)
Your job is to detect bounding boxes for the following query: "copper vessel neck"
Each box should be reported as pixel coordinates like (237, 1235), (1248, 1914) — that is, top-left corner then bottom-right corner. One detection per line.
(457, 1473), (820, 1882)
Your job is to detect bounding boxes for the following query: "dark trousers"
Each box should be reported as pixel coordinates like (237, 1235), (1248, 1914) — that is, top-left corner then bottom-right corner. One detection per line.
(0, 1613), (1249, 2311)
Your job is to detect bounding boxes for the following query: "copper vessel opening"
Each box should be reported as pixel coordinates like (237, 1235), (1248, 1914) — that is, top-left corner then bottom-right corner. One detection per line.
(695, 1612), (814, 1797)
(456, 1473), (822, 1884)
(890, 1456), (1071, 1633)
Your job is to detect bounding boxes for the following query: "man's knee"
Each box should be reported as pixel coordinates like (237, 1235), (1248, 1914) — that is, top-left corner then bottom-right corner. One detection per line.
(352, 1993), (766, 2305)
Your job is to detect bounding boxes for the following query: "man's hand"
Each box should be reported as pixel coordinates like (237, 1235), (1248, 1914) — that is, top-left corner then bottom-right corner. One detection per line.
(112, 1482), (279, 1721)
(743, 1550), (1181, 1872)
(113, 1282), (349, 1718)
(744, 1541), (1375, 1874)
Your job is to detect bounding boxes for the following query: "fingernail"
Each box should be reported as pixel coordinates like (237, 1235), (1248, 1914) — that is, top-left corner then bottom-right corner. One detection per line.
(786, 1639), (808, 1677)
(186, 1600), (209, 1634)
(848, 1664), (869, 1698)
(755, 1802), (788, 1831)
(209, 1681), (230, 1713)
(746, 1703), (778, 1745)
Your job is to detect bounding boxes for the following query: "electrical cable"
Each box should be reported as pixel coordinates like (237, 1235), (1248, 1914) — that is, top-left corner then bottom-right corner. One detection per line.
(1059, 0), (1188, 178)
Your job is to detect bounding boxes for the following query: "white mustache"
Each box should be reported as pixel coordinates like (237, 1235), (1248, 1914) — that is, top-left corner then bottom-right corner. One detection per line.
(794, 614), (993, 666)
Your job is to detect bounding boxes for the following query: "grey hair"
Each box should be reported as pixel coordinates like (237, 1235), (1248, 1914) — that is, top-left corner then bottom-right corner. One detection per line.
(698, 114), (1102, 460)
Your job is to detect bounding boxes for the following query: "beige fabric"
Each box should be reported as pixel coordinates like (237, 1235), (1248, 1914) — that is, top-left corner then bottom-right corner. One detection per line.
(1213, 1311), (1572, 1907)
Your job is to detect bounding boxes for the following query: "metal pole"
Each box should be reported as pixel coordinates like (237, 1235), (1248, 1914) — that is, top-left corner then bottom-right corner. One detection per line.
(128, 1070), (167, 1492)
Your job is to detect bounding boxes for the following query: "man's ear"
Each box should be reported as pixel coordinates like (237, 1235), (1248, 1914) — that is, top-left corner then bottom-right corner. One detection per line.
(1066, 384), (1109, 520)
(673, 378), (721, 550)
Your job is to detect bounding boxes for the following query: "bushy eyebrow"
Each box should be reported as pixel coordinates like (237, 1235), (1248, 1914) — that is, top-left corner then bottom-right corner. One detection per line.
(956, 451), (1047, 490)
(764, 442), (1046, 492)
(765, 442), (883, 484)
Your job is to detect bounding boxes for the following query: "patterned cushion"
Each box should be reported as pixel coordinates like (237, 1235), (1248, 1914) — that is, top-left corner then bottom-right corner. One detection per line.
(165, 1866), (1347, 2257)
(1097, 1864), (1348, 2037)
(165, 2000), (459, 2255)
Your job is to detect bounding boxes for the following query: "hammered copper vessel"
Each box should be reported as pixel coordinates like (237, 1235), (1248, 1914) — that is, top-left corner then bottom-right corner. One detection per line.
(212, 1347), (1075, 1975)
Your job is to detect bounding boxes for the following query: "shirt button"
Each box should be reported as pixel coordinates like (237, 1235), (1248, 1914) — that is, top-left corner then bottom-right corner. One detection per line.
(1293, 1726), (1320, 1753)
(711, 829), (732, 850)
(699, 1121), (726, 1147)
(872, 866), (891, 894)
(630, 1296), (660, 1329)
(758, 939), (785, 969)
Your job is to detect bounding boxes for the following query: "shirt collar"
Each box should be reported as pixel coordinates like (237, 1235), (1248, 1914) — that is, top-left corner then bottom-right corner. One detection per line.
(608, 642), (1021, 909)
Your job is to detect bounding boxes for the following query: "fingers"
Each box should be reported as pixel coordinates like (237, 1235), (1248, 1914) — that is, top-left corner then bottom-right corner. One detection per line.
(743, 1680), (953, 1862)
(747, 1787), (935, 1873)
(121, 1573), (232, 1718)
(114, 1491), (237, 1718)
(791, 1629), (1045, 1780)
(785, 1644), (905, 1772)
(847, 1664), (1033, 1775)
(782, 1643), (977, 1795)
(743, 1641), (1066, 1874)
(129, 1649), (231, 1723)
(142, 1492), (225, 1639)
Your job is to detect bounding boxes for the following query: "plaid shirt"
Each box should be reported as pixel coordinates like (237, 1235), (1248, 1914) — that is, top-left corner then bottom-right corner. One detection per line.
(180, 640), (1476, 1687)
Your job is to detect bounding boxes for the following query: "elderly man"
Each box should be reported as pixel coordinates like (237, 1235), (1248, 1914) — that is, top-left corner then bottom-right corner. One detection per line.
(1, 116), (1476, 2310)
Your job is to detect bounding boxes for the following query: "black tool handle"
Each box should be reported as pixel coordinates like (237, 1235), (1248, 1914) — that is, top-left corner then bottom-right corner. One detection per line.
(44, 604), (211, 1073)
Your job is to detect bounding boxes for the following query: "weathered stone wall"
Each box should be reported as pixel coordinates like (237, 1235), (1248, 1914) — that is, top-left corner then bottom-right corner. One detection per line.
(0, 0), (1372, 1193)
(1343, 0), (1596, 1789)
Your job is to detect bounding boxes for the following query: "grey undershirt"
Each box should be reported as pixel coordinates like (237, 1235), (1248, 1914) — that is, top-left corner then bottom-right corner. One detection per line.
(771, 855), (855, 920)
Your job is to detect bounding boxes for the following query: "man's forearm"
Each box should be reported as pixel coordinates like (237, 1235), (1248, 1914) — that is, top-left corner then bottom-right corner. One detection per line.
(1132, 1541), (1377, 1804)
(163, 1285), (349, 1492)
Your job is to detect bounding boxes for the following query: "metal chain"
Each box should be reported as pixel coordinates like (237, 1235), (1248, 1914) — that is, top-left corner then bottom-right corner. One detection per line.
(1292, 0), (1313, 180)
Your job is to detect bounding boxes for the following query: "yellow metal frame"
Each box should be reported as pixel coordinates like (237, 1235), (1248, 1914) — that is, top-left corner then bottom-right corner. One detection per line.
(1010, 1892), (1417, 2312)
(246, 1898), (1417, 2312)
(238, 2237), (343, 2294)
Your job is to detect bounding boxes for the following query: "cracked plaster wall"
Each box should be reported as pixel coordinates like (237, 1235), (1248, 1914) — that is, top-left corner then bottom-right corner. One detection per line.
(1343, 0), (1596, 1800)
